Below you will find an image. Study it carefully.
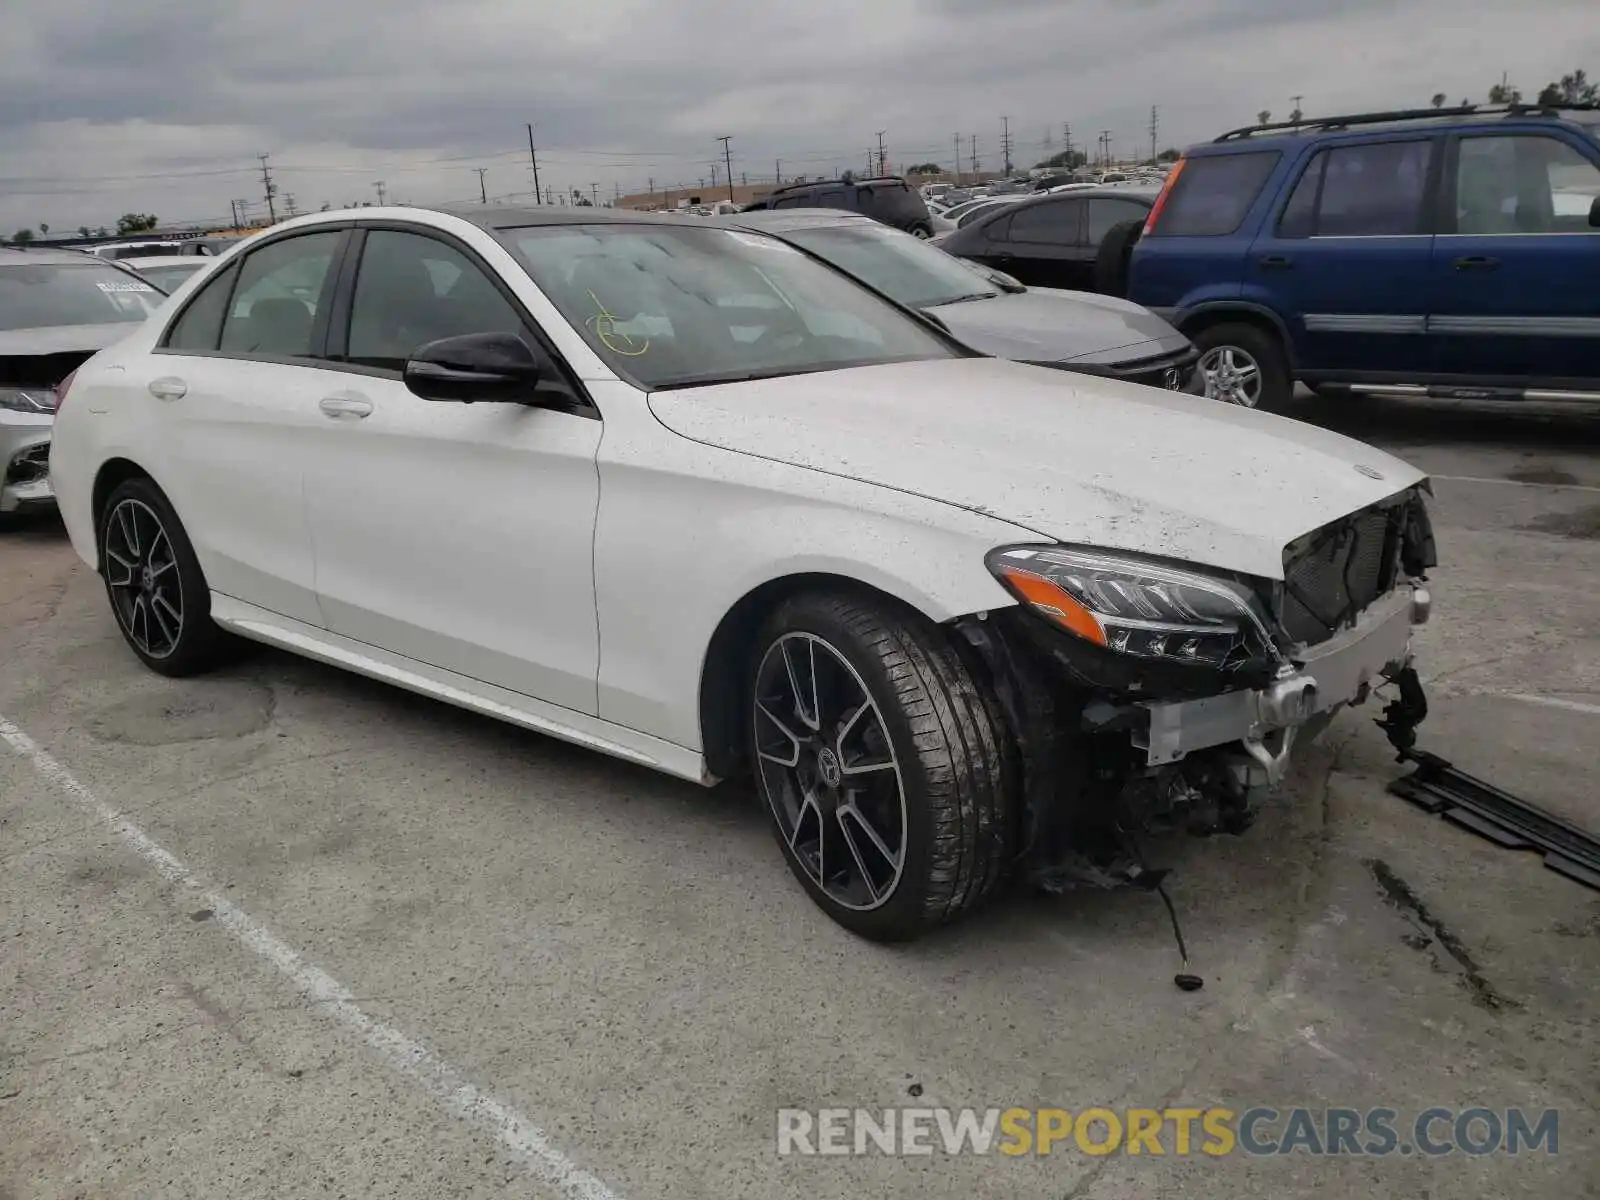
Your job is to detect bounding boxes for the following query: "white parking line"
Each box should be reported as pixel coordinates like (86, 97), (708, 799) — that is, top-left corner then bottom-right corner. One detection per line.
(1432, 474), (1600, 494)
(0, 715), (622, 1200)
(1503, 694), (1600, 717)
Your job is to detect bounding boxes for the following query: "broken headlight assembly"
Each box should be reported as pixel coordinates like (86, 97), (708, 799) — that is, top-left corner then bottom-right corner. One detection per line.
(986, 545), (1278, 673)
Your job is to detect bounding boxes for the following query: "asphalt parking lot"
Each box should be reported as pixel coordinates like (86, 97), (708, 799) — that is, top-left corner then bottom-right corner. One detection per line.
(2, 396), (1598, 1200)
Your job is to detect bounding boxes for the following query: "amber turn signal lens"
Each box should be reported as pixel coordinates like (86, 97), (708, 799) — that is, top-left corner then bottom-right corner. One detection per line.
(997, 567), (1108, 646)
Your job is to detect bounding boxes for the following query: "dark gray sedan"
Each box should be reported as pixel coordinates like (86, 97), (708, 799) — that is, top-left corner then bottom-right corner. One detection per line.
(721, 208), (1197, 390)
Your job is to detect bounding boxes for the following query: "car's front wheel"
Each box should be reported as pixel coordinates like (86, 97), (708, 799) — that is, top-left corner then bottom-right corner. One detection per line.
(100, 476), (232, 676)
(748, 592), (1016, 941)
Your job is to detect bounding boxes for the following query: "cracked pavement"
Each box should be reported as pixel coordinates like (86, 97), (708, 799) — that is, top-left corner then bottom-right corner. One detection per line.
(2, 396), (1598, 1199)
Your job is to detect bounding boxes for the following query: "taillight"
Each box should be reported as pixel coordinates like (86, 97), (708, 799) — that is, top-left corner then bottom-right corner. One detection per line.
(1142, 158), (1186, 235)
(54, 368), (79, 412)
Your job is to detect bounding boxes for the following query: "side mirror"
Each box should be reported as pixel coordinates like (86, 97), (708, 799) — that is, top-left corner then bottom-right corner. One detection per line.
(403, 332), (543, 404)
(985, 268), (1025, 293)
(1590, 196), (1600, 228)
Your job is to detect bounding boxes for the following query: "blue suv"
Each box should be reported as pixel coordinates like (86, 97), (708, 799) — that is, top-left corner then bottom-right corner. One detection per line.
(1128, 104), (1600, 411)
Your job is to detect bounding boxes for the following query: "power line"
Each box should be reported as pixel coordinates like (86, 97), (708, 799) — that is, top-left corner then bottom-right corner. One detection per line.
(717, 135), (734, 201)
(526, 123), (543, 205)
(258, 154), (277, 223)
(1149, 105), (1159, 163)
(473, 167), (488, 204)
(875, 131), (887, 176)
(1000, 116), (1013, 176)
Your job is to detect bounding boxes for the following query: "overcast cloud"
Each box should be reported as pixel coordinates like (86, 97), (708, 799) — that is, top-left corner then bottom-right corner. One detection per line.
(2, 0), (1597, 230)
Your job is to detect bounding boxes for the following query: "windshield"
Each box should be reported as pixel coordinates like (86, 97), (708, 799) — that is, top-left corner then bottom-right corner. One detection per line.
(135, 261), (206, 289)
(0, 263), (165, 332)
(505, 223), (955, 389)
(779, 224), (1001, 308)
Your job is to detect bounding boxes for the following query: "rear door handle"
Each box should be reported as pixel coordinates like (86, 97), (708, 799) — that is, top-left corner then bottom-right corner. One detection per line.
(318, 395), (373, 419)
(1258, 254), (1293, 269)
(1453, 255), (1500, 271)
(148, 377), (187, 401)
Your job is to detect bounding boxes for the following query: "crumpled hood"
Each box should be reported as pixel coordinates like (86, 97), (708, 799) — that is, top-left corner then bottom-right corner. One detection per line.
(648, 357), (1427, 580)
(0, 324), (132, 357)
(929, 287), (1190, 365)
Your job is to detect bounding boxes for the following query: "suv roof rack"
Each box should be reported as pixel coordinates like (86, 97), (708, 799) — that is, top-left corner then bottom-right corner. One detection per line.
(1213, 101), (1600, 142)
(768, 175), (909, 195)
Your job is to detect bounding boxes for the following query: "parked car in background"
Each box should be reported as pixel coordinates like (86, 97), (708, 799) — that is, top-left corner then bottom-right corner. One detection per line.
(124, 257), (210, 291)
(939, 186), (1158, 294)
(0, 247), (164, 513)
(725, 208), (1197, 390)
(742, 176), (936, 237)
(49, 204), (1435, 941)
(1129, 103), (1600, 410)
(90, 237), (234, 261)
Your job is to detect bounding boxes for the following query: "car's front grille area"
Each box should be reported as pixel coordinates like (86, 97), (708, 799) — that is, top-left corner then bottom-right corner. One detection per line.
(1072, 347), (1198, 392)
(1279, 505), (1399, 645)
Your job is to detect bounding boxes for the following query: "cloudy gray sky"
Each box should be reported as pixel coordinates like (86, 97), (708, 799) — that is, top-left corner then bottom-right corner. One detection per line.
(3, 0), (1597, 232)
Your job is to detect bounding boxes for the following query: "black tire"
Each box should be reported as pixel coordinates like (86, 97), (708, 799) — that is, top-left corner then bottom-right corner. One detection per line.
(908, 223), (934, 239)
(1192, 322), (1293, 412)
(1093, 218), (1144, 297)
(747, 591), (1017, 941)
(99, 476), (233, 677)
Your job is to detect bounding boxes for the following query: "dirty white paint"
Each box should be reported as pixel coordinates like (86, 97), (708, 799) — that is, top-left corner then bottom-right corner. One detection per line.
(1503, 693), (1600, 717)
(0, 715), (623, 1200)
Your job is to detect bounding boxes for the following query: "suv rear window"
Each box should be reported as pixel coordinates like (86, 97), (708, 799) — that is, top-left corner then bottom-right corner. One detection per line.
(1152, 151), (1280, 236)
(859, 182), (929, 224)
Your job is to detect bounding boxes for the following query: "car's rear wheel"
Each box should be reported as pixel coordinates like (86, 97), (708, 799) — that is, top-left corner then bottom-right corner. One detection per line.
(100, 477), (232, 677)
(748, 592), (1016, 941)
(909, 224), (933, 239)
(1193, 323), (1292, 411)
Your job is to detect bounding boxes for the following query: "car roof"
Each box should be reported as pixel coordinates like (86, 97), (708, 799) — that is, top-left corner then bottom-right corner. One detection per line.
(720, 208), (880, 233)
(1196, 103), (1600, 153)
(0, 246), (113, 267)
(1005, 185), (1160, 207)
(437, 204), (713, 232)
(122, 255), (206, 269)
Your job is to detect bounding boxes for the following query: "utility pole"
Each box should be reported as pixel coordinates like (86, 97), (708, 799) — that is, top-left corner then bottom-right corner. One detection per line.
(526, 123), (543, 205)
(648, 176), (655, 206)
(229, 199), (241, 229)
(953, 133), (962, 183)
(875, 131), (887, 176)
(775, 158), (781, 184)
(589, 182), (599, 206)
(710, 162), (719, 191)
(474, 167), (488, 204)
(258, 154), (277, 223)
(1000, 115), (1013, 175)
(284, 193), (298, 217)
(1290, 94), (1305, 125)
(1100, 130), (1113, 168)
(373, 180), (386, 205)
(1063, 123), (1074, 163)
(1149, 105), (1159, 162)
(717, 135), (735, 201)
(969, 133), (979, 177)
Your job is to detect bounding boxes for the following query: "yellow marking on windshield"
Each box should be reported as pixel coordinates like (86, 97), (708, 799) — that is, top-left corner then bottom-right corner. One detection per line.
(584, 288), (650, 356)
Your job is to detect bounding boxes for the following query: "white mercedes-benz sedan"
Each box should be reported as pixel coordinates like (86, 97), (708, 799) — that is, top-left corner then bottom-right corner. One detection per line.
(49, 206), (1438, 941)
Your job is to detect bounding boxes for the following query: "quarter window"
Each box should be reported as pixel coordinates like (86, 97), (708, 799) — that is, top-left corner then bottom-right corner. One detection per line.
(217, 231), (342, 357)
(163, 263), (237, 351)
(1455, 134), (1600, 234)
(346, 230), (526, 370)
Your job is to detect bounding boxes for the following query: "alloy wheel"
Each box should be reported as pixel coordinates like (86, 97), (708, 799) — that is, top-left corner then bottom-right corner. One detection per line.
(753, 632), (908, 911)
(104, 498), (184, 658)
(1199, 345), (1263, 407)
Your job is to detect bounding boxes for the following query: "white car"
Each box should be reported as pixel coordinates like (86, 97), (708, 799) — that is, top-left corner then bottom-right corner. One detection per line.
(49, 206), (1437, 941)
(122, 256), (212, 291)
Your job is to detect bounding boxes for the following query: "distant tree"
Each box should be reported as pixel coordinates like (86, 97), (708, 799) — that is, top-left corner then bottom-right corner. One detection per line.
(38, 223), (48, 235)
(839, 169), (856, 183)
(1487, 81), (1522, 104)
(1538, 68), (1597, 105)
(1431, 93), (1447, 108)
(1257, 110), (1272, 125)
(12, 229), (35, 246)
(115, 212), (158, 234)
(1034, 150), (1087, 170)
(95, 226), (109, 237)
(906, 162), (942, 175)
(1156, 147), (1182, 162)
(1288, 107), (1304, 125)
(77, 225), (90, 238)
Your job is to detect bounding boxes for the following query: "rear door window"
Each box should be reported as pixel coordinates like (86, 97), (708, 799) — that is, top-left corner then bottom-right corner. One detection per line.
(1006, 199), (1084, 245)
(1282, 140), (1434, 237)
(1153, 151), (1281, 236)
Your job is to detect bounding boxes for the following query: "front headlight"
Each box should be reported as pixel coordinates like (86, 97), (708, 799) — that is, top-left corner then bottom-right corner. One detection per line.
(0, 386), (57, 413)
(987, 545), (1277, 671)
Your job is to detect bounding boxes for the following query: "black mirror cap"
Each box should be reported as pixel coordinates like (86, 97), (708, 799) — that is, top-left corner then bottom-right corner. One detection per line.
(1590, 196), (1600, 228)
(403, 332), (543, 404)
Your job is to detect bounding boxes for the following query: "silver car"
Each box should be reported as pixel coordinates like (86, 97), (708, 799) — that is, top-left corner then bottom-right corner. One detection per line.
(0, 248), (165, 513)
(724, 209), (1197, 389)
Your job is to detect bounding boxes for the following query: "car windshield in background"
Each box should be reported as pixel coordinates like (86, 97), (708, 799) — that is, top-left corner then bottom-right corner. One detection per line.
(505, 223), (955, 389)
(135, 261), (206, 290)
(0, 263), (164, 332)
(1154, 151), (1281, 236)
(779, 224), (1001, 308)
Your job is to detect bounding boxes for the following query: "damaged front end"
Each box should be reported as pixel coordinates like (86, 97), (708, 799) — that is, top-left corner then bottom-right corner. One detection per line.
(954, 485), (1438, 890)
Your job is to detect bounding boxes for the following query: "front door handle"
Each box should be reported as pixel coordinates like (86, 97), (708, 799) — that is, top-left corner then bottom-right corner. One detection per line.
(1258, 254), (1293, 269)
(1453, 255), (1500, 271)
(318, 395), (374, 419)
(148, 377), (187, 401)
